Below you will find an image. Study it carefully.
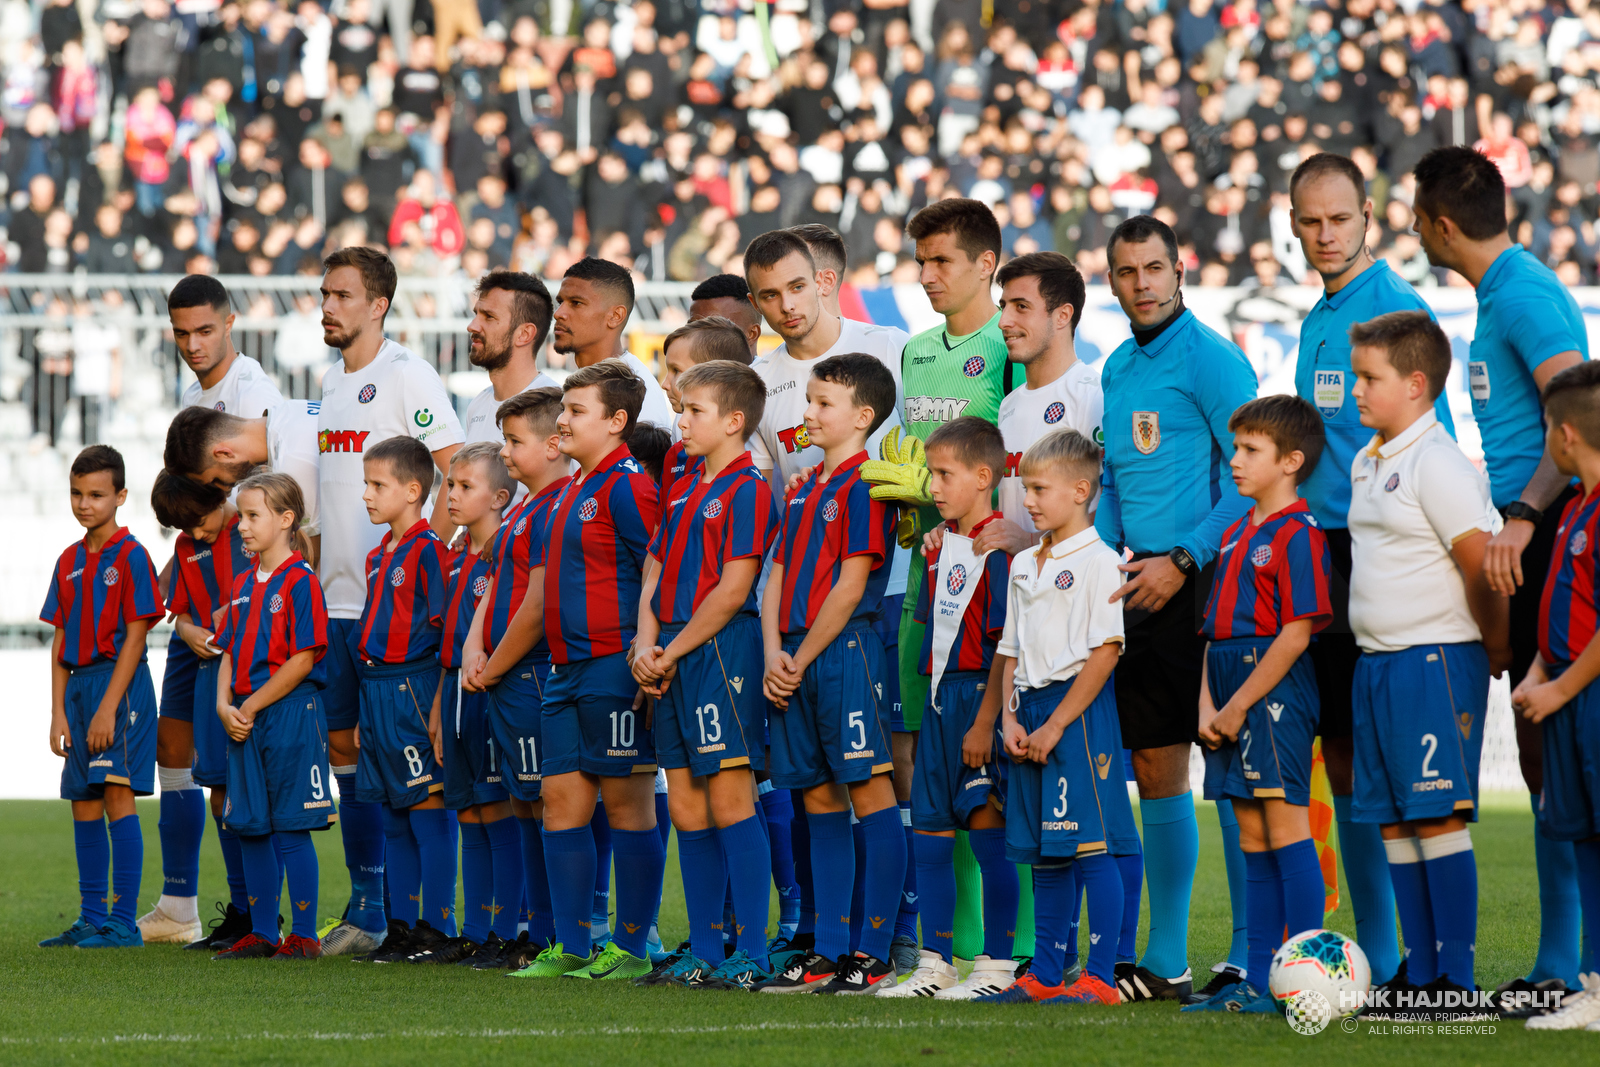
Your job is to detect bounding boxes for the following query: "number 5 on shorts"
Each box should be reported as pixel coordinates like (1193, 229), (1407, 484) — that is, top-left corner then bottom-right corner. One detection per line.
(848, 710), (866, 751)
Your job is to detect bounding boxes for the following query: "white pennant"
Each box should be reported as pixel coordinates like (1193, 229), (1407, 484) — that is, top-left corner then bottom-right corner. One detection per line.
(928, 531), (992, 713)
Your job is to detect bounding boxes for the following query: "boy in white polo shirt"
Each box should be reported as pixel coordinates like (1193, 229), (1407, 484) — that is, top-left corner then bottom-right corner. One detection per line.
(1347, 310), (1510, 1006)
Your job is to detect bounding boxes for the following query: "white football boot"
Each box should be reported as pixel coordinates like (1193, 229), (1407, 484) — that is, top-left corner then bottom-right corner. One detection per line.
(935, 955), (1019, 1000)
(1528, 972), (1600, 1030)
(878, 950), (960, 997)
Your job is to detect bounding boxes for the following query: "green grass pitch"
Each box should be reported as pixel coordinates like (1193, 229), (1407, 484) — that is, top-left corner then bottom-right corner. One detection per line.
(0, 796), (1590, 1066)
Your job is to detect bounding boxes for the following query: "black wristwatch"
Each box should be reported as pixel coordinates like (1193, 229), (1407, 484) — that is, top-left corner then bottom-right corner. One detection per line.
(1503, 501), (1544, 528)
(1167, 546), (1198, 577)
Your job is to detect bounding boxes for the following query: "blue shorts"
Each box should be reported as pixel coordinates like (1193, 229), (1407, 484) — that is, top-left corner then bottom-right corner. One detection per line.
(654, 616), (766, 776)
(768, 628), (894, 790)
(322, 618), (365, 732)
(1541, 668), (1600, 842)
(191, 657), (230, 788)
(60, 660), (158, 801)
(355, 658), (444, 808)
(159, 637), (198, 721)
(487, 655), (548, 800)
(1205, 637), (1320, 806)
(1352, 642), (1487, 825)
(1005, 674), (1139, 865)
(874, 593), (905, 732)
(223, 684), (335, 835)
(911, 671), (1004, 832)
(442, 667), (509, 809)
(542, 652), (656, 778)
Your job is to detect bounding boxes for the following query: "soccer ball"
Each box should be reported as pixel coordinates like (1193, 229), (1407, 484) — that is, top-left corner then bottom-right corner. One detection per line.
(1268, 929), (1371, 1018)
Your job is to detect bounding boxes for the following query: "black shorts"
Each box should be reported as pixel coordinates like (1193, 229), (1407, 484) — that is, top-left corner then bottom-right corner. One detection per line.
(1309, 527), (1357, 741)
(1507, 487), (1578, 686)
(1114, 557), (1212, 752)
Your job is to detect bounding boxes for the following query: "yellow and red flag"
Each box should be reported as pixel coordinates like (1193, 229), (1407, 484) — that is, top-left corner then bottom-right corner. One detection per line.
(1310, 738), (1340, 915)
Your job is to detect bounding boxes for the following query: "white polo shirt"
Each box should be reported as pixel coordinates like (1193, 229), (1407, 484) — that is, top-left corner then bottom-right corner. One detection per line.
(997, 359), (1105, 536)
(1348, 411), (1500, 653)
(463, 372), (559, 444)
(997, 524), (1125, 690)
(182, 354), (284, 415)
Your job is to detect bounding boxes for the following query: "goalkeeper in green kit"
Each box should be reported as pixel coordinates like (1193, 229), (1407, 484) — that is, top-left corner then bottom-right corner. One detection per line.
(864, 199), (1030, 968)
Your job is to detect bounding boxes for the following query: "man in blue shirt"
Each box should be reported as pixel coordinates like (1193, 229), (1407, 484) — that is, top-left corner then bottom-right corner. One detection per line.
(1098, 215), (1258, 1002)
(1414, 145), (1589, 1005)
(1289, 152), (1456, 992)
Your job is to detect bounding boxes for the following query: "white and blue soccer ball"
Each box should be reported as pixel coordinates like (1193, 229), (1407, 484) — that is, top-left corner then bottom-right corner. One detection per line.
(1268, 929), (1371, 1019)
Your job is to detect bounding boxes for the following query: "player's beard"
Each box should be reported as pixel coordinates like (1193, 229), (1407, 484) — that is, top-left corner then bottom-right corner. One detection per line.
(323, 322), (361, 351)
(1007, 320), (1053, 368)
(776, 304), (818, 346)
(218, 458), (260, 486)
(469, 329), (513, 372)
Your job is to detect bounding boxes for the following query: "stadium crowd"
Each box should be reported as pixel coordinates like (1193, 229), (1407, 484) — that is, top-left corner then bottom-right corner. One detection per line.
(3, 0), (1600, 293)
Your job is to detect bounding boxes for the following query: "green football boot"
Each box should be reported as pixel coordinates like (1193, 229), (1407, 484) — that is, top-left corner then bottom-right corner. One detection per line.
(564, 941), (653, 980)
(506, 941), (594, 979)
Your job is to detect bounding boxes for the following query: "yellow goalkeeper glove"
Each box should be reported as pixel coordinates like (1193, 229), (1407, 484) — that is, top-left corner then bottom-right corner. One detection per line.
(861, 427), (931, 505)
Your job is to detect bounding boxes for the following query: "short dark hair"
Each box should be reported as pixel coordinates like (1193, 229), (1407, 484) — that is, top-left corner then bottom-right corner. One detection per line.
(364, 434), (435, 492)
(497, 385), (564, 437)
(71, 444), (125, 492)
(1288, 151), (1368, 206)
(323, 246), (398, 308)
(477, 270), (554, 350)
(1348, 310), (1452, 401)
(811, 353), (897, 435)
(925, 416), (1008, 480)
(787, 223), (847, 275)
(678, 360), (767, 430)
(744, 229), (815, 276)
(1413, 146), (1508, 241)
(563, 256), (635, 315)
(905, 198), (1002, 261)
(166, 274), (232, 315)
(1227, 395), (1326, 484)
(164, 406), (244, 476)
(691, 273), (751, 302)
(626, 421), (672, 483)
(995, 251), (1086, 333)
(664, 316), (753, 366)
(562, 359), (647, 437)
(1107, 214), (1180, 268)
(1543, 360), (1600, 450)
(151, 468), (227, 529)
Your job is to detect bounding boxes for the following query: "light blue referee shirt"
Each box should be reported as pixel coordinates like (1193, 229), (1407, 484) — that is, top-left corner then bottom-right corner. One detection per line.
(1097, 308), (1259, 567)
(1295, 258), (1456, 528)
(1470, 244), (1588, 508)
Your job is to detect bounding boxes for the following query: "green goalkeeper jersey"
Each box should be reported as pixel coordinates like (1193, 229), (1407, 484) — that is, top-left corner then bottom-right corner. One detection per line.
(900, 312), (1012, 440)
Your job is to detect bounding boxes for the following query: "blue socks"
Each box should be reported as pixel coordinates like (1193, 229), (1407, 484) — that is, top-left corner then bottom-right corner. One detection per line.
(896, 801), (919, 940)
(968, 827), (1019, 961)
(611, 827), (667, 958)
(514, 817), (553, 944)
(591, 802), (612, 942)
(678, 828), (727, 963)
(849, 819), (867, 954)
(655, 791), (671, 849)
(383, 805), (421, 925)
(722, 814), (773, 963)
(107, 814), (142, 927)
(1276, 838), (1326, 941)
(1032, 864), (1074, 987)
(215, 816), (248, 911)
(335, 772), (386, 932)
(278, 830), (319, 938)
(1243, 849), (1283, 984)
(914, 833), (958, 961)
(1529, 794), (1581, 986)
(1384, 835), (1437, 984)
(761, 785), (800, 935)
(409, 808), (456, 935)
(858, 806), (908, 962)
(543, 825), (597, 952)
(1216, 800), (1249, 972)
(808, 810), (853, 959)
(487, 817), (526, 941)
(1061, 861), (1083, 969)
(240, 833), (281, 941)
(73, 818), (110, 928)
(1334, 793), (1399, 983)
(791, 797), (815, 938)
(1116, 850), (1143, 963)
(1574, 839), (1600, 977)
(157, 783), (204, 899)
(1079, 852), (1124, 985)
(1138, 793), (1198, 979)
(459, 821), (492, 943)
(1421, 830), (1477, 987)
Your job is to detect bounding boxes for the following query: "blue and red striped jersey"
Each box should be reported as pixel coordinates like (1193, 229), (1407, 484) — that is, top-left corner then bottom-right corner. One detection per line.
(1539, 487), (1600, 664)
(484, 475), (569, 658)
(1202, 499), (1333, 640)
(441, 542), (493, 669)
(216, 554), (329, 697)
(167, 515), (253, 631)
(660, 440), (704, 505)
(912, 514), (1011, 675)
(357, 519), (450, 664)
(41, 527), (163, 667)
(539, 445), (661, 664)
(772, 451), (894, 634)
(648, 452), (778, 625)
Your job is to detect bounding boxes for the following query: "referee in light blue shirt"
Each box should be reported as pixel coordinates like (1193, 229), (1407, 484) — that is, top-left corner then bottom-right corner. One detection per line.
(1413, 146), (1588, 1001)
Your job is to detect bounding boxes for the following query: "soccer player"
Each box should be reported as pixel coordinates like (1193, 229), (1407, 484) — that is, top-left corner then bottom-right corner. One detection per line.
(461, 387), (570, 971)
(168, 274), (284, 416)
(512, 361), (665, 981)
(1289, 151), (1453, 993)
(1413, 146), (1590, 998)
(209, 473), (333, 961)
(1098, 214), (1258, 1002)
(788, 224), (851, 320)
(39, 446), (163, 950)
(688, 273), (763, 359)
(633, 360), (779, 989)
(759, 353), (907, 995)
(1347, 310), (1509, 1003)
(551, 257), (674, 432)
(978, 430), (1132, 1006)
(881, 417), (1018, 1000)
(1184, 396), (1333, 1014)
(315, 247), (464, 956)
(659, 317), (754, 500)
(1515, 360), (1600, 1030)
(350, 436), (455, 963)
(461, 271), (557, 446)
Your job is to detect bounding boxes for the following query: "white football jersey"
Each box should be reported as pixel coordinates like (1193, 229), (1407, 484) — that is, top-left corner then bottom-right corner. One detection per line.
(997, 525), (1124, 690)
(317, 338), (465, 618)
(749, 316), (911, 595)
(463, 372), (559, 444)
(181, 354), (284, 415)
(266, 399), (323, 536)
(997, 359), (1105, 536)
